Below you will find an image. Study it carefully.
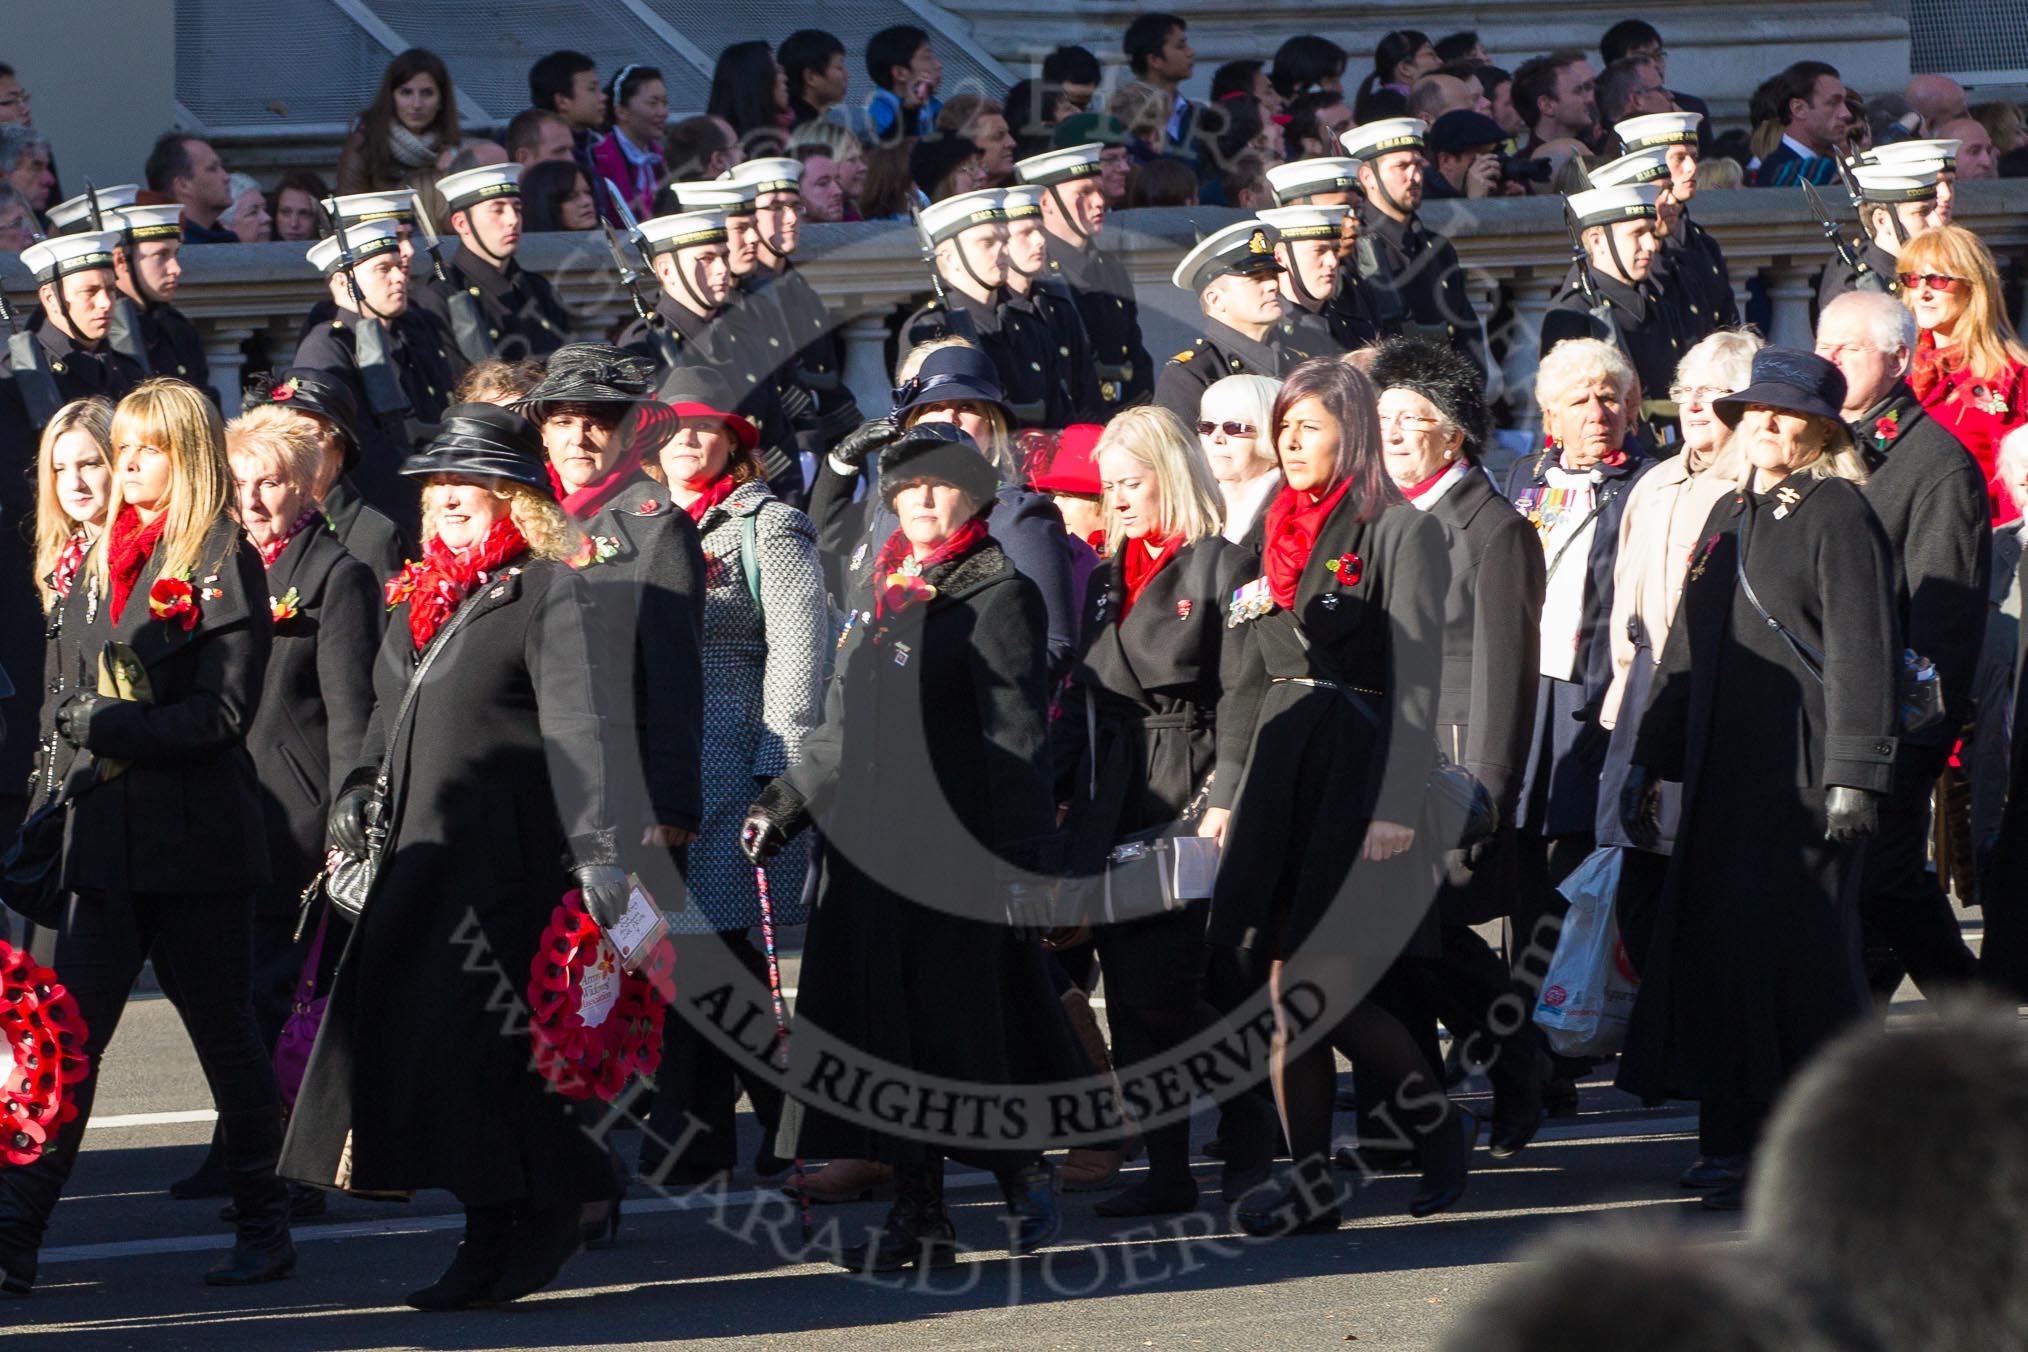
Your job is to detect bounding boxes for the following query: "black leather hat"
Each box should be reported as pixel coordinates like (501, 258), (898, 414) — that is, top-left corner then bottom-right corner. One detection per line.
(1714, 349), (1850, 428)
(518, 343), (657, 408)
(878, 423), (1002, 508)
(244, 367), (360, 468)
(401, 404), (552, 491)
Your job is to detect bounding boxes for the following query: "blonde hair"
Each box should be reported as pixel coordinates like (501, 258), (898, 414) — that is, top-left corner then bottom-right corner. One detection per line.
(1200, 374), (1282, 477)
(224, 404), (325, 492)
(896, 337), (1017, 478)
(1536, 337), (1637, 414)
(1673, 329), (1762, 481)
(419, 478), (583, 563)
(92, 379), (235, 594)
(33, 397), (114, 611)
(1898, 225), (2028, 381)
(1094, 406), (1225, 553)
(1697, 157), (1744, 191)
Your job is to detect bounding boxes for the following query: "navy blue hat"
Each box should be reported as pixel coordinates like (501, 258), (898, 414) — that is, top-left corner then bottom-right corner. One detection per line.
(1425, 110), (1507, 157)
(401, 403), (552, 492)
(878, 423), (1002, 508)
(1714, 349), (1849, 429)
(892, 344), (1012, 421)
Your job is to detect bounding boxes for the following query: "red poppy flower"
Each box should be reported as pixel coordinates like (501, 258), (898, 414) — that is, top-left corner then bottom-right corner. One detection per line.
(878, 573), (937, 614)
(270, 384), (293, 401)
(1332, 553), (1363, 586)
(147, 576), (198, 630)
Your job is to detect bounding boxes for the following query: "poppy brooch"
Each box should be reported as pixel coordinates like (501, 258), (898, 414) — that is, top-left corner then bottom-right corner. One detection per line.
(1873, 410), (1899, 446)
(1326, 553), (1363, 586)
(568, 535), (621, 569)
(147, 576), (199, 630)
(270, 587), (302, 623)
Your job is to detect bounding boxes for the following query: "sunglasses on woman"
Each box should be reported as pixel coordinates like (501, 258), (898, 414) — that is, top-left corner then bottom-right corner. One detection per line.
(1899, 272), (1964, 293)
(1196, 420), (1256, 437)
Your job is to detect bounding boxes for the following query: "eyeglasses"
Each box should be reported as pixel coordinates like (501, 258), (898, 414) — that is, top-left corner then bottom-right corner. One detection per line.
(1899, 272), (1964, 293)
(1668, 385), (1730, 405)
(1196, 420), (1255, 437)
(1376, 411), (1446, 432)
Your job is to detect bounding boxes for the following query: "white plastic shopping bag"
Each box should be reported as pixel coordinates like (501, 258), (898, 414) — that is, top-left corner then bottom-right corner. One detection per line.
(1532, 845), (1641, 1059)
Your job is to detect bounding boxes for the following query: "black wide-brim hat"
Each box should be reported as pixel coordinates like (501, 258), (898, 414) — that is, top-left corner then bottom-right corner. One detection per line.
(401, 403), (552, 492)
(1714, 349), (1850, 429)
(878, 423), (1002, 508)
(518, 342), (681, 463)
(245, 367), (361, 468)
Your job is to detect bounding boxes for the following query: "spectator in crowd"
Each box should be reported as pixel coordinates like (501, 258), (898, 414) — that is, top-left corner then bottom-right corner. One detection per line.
(1601, 19), (1713, 150)
(0, 122), (53, 221)
(1212, 61), (1282, 123)
(0, 180), (34, 252)
(265, 169), (330, 243)
(519, 159), (597, 232)
(1125, 157), (1198, 208)
(1196, 373), (1282, 545)
(1753, 61), (1849, 185)
(790, 120), (866, 219)
(1512, 50), (1598, 156)
(906, 134), (984, 204)
(791, 142), (846, 222)
(1974, 100), (2027, 175)
(1596, 56), (1673, 130)
(1938, 115), (1999, 179)
(1424, 110), (1507, 199)
(1120, 13), (1201, 162)
(595, 64), (668, 225)
(857, 24), (943, 144)
(1270, 35), (1348, 101)
(1353, 30), (1439, 123)
(1478, 64), (1526, 141)
(1043, 45), (1102, 115)
(506, 108), (574, 167)
(527, 49), (606, 215)
(709, 40), (794, 153)
(1903, 73), (1969, 134)
(939, 95), (1016, 186)
(0, 63), (32, 126)
(780, 29), (848, 127)
(855, 140), (916, 221)
(664, 114), (734, 184)
(1283, 90), (1354, 160)
(1409, 73), (1483, 127)
(336, 48), (461, 197)
(1900, 225), (2028, 519)
(442, 141), (507, 175)
(1435, 32), (1488, 66)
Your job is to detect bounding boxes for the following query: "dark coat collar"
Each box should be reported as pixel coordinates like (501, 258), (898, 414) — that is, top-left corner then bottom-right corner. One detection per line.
(1200, 316), (1279, 375)
(1426, 463), (1504, 531)
(925, 537), (1015, 606)
(111, 515), (255, 668)
(266, 517), (342, 600)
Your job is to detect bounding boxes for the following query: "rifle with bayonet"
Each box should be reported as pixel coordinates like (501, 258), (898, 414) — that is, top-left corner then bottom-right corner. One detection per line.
(600, 177), (684, 368)
(87, 178), (153, 376)
(1828, 152), (1892, 293)
(412, 195), (493, 364)
(0, 280), (63, 428)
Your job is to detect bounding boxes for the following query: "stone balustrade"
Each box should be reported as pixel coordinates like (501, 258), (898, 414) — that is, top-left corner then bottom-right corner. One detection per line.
(4, 182), (2024, 430)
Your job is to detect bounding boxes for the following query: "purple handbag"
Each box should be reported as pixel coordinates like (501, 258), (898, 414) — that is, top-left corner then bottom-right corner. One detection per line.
(273, 905), (330, 1117)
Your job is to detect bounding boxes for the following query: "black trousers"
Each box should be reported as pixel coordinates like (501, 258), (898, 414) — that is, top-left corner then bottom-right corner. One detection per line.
(1859, 744), (1981, 1000)
(0, 888), (283, 1253)
(643, 928), (784, 1173)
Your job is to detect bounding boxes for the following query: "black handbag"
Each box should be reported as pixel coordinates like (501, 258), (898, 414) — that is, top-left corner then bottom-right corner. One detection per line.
(0, 791), (76, 928)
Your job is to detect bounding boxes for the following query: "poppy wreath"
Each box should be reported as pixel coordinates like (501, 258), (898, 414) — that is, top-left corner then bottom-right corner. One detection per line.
(0, 941), (90, 1167)
(526, 889), (677, 1103)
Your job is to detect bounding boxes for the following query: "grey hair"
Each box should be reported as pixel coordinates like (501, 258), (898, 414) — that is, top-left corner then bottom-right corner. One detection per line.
(0, 122), (49, 173)
(1821, 288), (1917, 367)
(1535, 336), (1636, 411)
(1200, 373), (1282, 475)
(1673, 328), (1763, 395)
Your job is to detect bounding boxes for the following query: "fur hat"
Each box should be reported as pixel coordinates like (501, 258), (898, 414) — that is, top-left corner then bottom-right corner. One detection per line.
(1368, 336), (1491, 459)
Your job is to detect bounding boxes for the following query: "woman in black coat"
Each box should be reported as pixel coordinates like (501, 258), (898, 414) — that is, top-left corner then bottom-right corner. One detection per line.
(1053, 405), (1277, 1217)
(1370, 338), (1550, 1159)
(1619, 350), (1899, 1210)
(281, 406), (631, 1309)
(243, 366), (411, 581)
(742, 424), (1081, 1271)
(1, 378), (292, 1294)
(1205, 359), (1473, 1236)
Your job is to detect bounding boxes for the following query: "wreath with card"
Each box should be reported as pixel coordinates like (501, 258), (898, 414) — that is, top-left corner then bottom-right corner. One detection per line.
(527, 889), (677, 1102)
(0, 941), (89, 1167)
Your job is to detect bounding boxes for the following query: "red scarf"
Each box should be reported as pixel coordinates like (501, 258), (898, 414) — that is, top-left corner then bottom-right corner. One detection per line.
(1119, 533), (1182, 620)
(384, 517), (529, 651)
(256, 506), (322, 569)
(1910, 329), (1966, 403)
(1262, 477), (1353, 609)
(50, 530), (90, 600)
(870, 517), (990, 618)
(107, 505), (167, 623)
(680, 474), (738, 524)
(1400, 462), (1457, 500)
(548, 445), (644, 521)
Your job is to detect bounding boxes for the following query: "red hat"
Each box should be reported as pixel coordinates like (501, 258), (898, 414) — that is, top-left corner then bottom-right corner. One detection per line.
(1030, 423), (1106, 495)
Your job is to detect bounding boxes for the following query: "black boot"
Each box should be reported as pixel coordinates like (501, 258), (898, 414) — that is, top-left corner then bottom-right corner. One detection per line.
(998, 1161), (1060, 1255)
(1488, 1043), (1547, 1161)
(838, 1162), (957, 1272)
(406, 1205), (514, 1311)
(1408, 1106), (1477, 1218)
(1215, 1090), (1280, 1200)
(204, 1111), (295, 1287)
(169, 1124), (231, 1199)
(1237, 1155), (1342, 1237)
(486, 1201), (585, 1304)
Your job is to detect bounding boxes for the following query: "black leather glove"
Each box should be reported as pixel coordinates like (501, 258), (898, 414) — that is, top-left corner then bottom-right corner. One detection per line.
(54, 693), (109, 749)
(1004, 880), (1053, 938)
(1620, 765), (1662, 850)
(742, 778), (810, 864)
(831, 414), (899, 468)
(576, 863), (631, 929)
(1825, 786), (1879, 843)
(328, 782), (375, 858)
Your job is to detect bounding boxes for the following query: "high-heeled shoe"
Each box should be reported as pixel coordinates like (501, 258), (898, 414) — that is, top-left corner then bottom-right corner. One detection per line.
(580, 1198), (622, 1250)
(999, 1162), (1060, 1254)
(486, 1201), (585, 1304)
(1408, 1109), (1478, 1218)
(406, 1205), (513, 1311)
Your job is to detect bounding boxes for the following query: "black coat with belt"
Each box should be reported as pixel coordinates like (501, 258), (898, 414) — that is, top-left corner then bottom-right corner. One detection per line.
(49, 515), (273, 895)
(1353, 208), (1484, 367)
(781, 537), (1080, 1169)
(1427, 467), (1546, 922)
(280, 555), (623, 1206)
(1655, 218), (1739, 339)
(574, 473), (707, 837)
(902, 288), (1065, 429)
(135, 300), (213, 398)
(1618, 474), (1897, 1105)
(243, 521), (381, 910)
(1206, 497), (1448, 963)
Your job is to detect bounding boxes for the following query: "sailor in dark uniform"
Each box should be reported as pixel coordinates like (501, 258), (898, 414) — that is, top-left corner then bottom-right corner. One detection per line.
(1816, 148), (1954, 312)
(1542, 183), (1688, 430)
(900, 188), (1062, 429)
(1612, 112), (1739, 337)
(1260, 203), (1376, 363)
(1016, 141), (1152, 411)
(1341, 118), (1484, 367)
(45, 184), (159, 385)
(298, 190), (467, 387)
(293, 219), (462, 538)
(1151, 219), (1291, 425)
(14, 229), (145, 406)
(1265, 155), (1383, 353)
(617, 207), (802, 500)
(416, 163), (572, 362)
(108, 202), (213, 400)
(1002, 184), (1105, 422)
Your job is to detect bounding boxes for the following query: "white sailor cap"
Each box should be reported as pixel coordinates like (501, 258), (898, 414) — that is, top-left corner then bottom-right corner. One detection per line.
(1339, 118), (1425, 162)
(328, 190), (416, 226)
(46, 184), (139, 234)
(670, 180), (757, 214)
(1861, 138), (1960, 172)
(437, 164), (522, 213)
(110, 203), (186, 243)
(1171, 220), (1284, 293)
(726, 157), (803, 196)
(920, 188), (1008, 245)
(1567, 184), (1662, 229)
(636, 210), (730, 256)
(22, 230), (122, 283)
(1614, 111), (1703, 152)
(1851, 161), (1945, 202)
(306, 220), (403, 274)
(1000, 185), (1045, 219)
(1265, 157), (1363, 205)
(1257, 204), (1349, 242)
(1588, 145), (1673, 189)
(1015, 141), (1104, 186)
